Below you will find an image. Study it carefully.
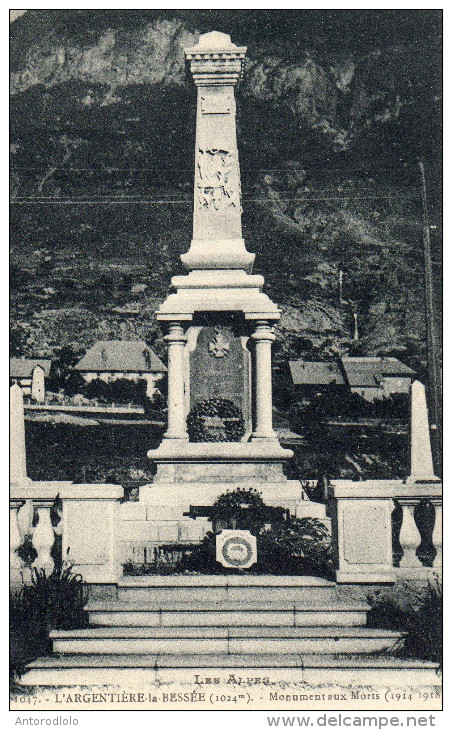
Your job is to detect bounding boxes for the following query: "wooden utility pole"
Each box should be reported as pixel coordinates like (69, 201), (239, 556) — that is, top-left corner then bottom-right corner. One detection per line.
(419, 160), (442, 475)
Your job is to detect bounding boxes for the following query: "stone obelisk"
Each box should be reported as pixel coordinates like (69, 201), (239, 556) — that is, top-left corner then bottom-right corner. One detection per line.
(406, 380), (440, 483)
(144, 32), (314, 517)
(181, 31), (253, 275)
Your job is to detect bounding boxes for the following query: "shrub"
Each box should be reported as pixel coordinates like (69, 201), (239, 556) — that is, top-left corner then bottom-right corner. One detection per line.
(123, 544), (195, 576)
(83, 377), (148, 405)
(47, 345), (85, 393)
(176, 533), (227, 575)
(367, 578), (442, 664)
(179, 488), (333, 577)
(258, 517), (333, 577)
(108, 377), (147, 405)
(294, 389), (374, 432)
(10, 564), (88, 680)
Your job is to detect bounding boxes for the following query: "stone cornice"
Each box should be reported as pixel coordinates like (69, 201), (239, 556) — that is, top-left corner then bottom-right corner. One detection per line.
(185, 31), (246, 84)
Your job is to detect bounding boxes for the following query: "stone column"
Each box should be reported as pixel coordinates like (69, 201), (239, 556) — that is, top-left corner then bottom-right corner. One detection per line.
(251, 321), (277, 440)
(406, 380), (439, 483)
(164, 323), (188, 440)
(10, 384), (29, 486)
(182, 31), (254, 273)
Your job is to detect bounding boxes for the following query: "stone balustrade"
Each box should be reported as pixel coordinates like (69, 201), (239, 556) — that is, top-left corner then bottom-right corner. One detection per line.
(10, 482), (124, 586)
(328, 480), (442, 583)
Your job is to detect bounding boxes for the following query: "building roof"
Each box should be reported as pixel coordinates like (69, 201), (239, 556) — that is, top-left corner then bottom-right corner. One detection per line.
(340, 361), (382, 388)
(75, 340), (167, 374)
(341, 357), (416, 376)
(289, 360), (345, 386)
(290, 356), (415, 388)
(341, 357), (415, 387)
(10, 358), (52, 378)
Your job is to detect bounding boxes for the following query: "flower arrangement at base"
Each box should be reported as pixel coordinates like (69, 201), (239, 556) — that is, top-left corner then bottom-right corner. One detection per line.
(187, 397), (245, 442)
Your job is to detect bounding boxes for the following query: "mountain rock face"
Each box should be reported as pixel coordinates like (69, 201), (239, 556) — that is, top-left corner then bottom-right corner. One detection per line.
(10, 10), (441, 377)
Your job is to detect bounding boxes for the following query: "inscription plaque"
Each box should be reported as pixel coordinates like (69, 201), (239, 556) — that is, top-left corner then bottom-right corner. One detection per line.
(189, 324), (251, 433)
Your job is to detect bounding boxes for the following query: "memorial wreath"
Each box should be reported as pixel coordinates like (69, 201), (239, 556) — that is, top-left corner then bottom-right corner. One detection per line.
(187, 397), (245, 442)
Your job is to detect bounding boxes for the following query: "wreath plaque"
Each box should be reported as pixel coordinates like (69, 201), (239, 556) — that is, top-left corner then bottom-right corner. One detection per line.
(216, 530), (257, 569)
(187, 397), (245, 442)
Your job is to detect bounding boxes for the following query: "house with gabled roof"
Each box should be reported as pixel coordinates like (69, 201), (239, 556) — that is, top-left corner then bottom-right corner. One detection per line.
(340, 357), (416, 401)
(74, 340), (166, 398)
(290, 356), (415, 402)
(10, 358), (52, 403)
(288, 360), (346, 396)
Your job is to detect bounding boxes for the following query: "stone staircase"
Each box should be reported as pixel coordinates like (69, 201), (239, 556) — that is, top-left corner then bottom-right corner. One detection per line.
(20, 576), (439, 687)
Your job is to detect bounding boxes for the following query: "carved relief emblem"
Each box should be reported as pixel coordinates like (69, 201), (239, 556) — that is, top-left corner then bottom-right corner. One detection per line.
(197, 148), (238, 211)
(208, 327), (230, 358)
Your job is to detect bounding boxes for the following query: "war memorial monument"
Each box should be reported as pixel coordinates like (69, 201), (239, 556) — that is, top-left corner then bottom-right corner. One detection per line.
(10, 30), (442, 703)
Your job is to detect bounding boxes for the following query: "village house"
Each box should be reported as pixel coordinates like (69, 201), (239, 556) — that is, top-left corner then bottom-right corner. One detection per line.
(290, 356), (415, 401)
(9, 358), (52, 403)
(289, 360), (347, 398)
(74, 340), (166, 398)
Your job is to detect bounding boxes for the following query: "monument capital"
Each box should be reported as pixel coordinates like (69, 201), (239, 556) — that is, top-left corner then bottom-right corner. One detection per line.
(185, 32), (247, 86)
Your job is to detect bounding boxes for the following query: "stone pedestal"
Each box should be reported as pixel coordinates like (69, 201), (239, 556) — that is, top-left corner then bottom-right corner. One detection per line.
(61, 484), (123, 584)
(329, 481), (396, 583)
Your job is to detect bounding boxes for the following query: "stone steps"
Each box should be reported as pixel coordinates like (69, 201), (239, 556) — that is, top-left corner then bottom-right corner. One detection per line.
(117, 575), (336, 603)
(49, 625), (402, 656)
(19, 576), (439, 689)
(20, 653), (440, 688)
(86, 600), (369, 627)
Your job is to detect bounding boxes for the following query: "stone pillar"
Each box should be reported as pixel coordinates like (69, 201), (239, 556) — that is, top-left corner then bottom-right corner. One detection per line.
(61, 484), (124, 584)
(10, 384), (29, 486)
(164, 323), (188, 440)
(406, 380), (439, 483)
(31, 366), (45, 403)
(182, 31), (254, 273)
(329, 482), (395, 583)
(251, 321), (277, 440)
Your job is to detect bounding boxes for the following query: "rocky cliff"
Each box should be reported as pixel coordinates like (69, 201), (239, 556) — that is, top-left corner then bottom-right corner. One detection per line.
(10, 10), (442, 376)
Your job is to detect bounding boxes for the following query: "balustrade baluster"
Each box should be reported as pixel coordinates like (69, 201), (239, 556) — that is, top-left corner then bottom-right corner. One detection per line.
(32, 506), (55, 575)
(398, 498), (422, 568)
(10, 503), (23, 572)
(431, 498), (442, 568)
(17, 499), (34, 541)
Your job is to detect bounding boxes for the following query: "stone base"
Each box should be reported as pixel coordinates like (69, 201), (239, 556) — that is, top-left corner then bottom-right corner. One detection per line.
(335, 571), (395, 584)
(117, 481), (327, 559)
(128, 440), (328, 556)
(139, 480), (307, 510)
(404, 475), (441, 484)
(156, 269), (281, 320)
(147, 439), (294, 484)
